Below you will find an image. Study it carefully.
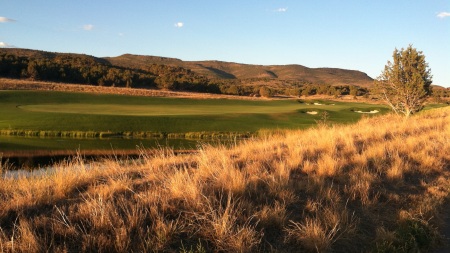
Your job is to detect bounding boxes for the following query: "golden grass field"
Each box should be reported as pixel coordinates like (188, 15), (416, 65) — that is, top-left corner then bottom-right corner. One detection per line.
(0, 107), (449, 252)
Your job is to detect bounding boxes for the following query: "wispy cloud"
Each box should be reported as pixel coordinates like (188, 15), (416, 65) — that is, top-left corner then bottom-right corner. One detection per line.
(0, 42), (15, 48)
(0, 16), (16, 23)
(174, 22), (184, 28)
(275, 7), (288, 12)
(83, 24), (94, 31)
(437, 12), (450, 18)
(118, 32), (124, 37)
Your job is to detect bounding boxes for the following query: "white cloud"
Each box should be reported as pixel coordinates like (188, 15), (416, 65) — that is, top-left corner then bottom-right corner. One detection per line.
(437, 12), (450, 18)
(275, 7), (288, 12)
(83, 24), (94, 31)
(0, 16), (16, 23)
(0, 42), (15, 48)
(174, 22), (184, 28)
(118, 32), (124, 37)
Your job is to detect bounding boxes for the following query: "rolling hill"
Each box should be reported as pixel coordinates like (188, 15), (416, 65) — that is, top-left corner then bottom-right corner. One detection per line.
(0, 48), (111, 65)
(1, 48), (375, 95)
(105, 54), (374, 87)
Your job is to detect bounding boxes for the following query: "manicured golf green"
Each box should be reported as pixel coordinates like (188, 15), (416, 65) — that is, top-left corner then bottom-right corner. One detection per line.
(0, 90), (388, 135)
(19, 102), (302, 115)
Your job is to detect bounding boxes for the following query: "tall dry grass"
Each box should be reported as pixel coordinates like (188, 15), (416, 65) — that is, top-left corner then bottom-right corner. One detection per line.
(0, 107), (449, 252)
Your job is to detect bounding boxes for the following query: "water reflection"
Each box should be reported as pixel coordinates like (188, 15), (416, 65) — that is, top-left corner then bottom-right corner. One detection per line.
(0, 135), (203, 152)
(0, 135), (239, 170)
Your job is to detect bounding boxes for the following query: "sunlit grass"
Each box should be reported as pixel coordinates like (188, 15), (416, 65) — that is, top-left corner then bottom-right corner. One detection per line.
(0, 107), (449, 252)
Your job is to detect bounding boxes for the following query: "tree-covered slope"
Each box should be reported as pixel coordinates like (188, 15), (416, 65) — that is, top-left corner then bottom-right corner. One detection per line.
(106, 53), (374, 87)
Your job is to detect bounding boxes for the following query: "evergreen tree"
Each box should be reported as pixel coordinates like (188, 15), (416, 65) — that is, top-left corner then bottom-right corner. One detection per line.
(376, 45), (432, 117)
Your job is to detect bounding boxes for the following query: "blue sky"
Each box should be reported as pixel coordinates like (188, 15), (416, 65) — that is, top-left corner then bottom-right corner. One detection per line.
(1, 1), (449, 87)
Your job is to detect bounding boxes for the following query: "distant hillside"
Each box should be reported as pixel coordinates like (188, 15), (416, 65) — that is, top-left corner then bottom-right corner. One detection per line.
(1, 48), (376, 97)
(0, 48), (111, 65)
(0, 48), (218, 93)
(105, 54), (374, 87)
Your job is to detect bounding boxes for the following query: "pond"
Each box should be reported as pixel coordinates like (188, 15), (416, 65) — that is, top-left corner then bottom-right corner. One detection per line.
(0, 135), (234, 169)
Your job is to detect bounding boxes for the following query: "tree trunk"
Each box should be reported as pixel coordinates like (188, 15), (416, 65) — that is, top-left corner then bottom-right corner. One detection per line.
(405, 108), (412, 118)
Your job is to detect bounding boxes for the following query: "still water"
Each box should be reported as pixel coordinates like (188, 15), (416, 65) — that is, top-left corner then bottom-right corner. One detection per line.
(0, 135), (236, 169)
(0, 135), (204, 151)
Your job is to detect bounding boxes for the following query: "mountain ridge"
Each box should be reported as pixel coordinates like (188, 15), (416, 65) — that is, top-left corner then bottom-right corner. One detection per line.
(1, 48), (375, 96)
(105, 53), (374, 87)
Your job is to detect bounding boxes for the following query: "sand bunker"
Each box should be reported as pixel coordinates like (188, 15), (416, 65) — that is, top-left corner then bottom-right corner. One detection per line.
(307, 111), (318, 115)
(355, 110), (379, 114)
(314, 103), (322, 105)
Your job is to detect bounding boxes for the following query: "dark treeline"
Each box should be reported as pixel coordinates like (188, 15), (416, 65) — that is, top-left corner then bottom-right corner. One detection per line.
(284, 84), (368, 97)
(0, 51), (220, 93)
(430, 86), (450, 103)
(0, 52), (155, 88)
(146, 64), (220, 93)
(215, 78), (369, 98)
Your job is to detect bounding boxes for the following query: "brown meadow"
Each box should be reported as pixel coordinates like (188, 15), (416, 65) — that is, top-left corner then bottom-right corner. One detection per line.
(0, 107), (449, 252)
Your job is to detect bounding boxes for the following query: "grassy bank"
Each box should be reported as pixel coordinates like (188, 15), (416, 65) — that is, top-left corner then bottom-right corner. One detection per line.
(0, 129), (252, 140)
(1, 107), (449, 252)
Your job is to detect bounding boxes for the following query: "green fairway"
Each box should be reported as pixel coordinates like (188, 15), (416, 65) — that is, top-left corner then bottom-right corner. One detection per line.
(0, 91), (390, 135)
(19, 102), (302, 116)
(2, 90), (448, 155)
